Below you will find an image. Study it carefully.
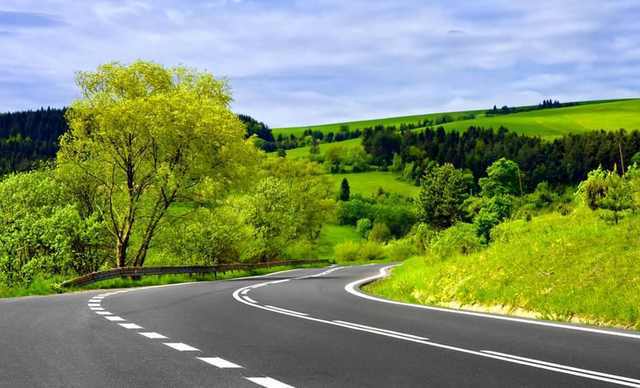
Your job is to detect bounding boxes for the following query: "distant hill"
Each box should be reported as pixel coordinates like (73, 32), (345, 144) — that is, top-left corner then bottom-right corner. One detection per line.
(274, 98), (640, 139)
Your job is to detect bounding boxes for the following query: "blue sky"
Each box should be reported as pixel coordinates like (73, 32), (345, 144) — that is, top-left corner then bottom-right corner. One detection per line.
(1, 0), (639, 127)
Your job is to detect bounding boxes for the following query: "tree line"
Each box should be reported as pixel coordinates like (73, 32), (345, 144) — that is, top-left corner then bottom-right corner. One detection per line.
(363, 125), (640, 191)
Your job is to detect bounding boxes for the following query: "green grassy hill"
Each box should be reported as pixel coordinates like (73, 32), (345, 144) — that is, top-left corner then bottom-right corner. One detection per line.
(327, 172), (419, 197)
(440, 99), (640, 138)
(274, 98), (640, 139)
(366, 209), (640, 329)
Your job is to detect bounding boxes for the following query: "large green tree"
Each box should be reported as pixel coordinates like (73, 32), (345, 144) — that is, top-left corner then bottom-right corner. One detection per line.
(57, 61), (255, 268)
(418, 163), (471, 228)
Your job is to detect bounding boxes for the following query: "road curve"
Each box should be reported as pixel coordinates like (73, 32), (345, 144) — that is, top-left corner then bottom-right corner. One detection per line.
(1, 264), (639, 387)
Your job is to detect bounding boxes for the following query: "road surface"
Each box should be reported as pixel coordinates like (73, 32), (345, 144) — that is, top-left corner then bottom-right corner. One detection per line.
(1, 264), (639, 387)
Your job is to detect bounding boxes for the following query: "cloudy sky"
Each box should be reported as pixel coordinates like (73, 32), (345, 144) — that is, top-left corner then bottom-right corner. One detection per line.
(1, 0), (639, 127)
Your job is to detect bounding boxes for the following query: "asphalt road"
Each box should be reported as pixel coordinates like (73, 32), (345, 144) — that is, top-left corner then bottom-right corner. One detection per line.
(1, 264), (639, 387)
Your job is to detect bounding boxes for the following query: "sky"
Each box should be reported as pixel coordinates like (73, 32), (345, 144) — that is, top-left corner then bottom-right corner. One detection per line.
(1, 0), (639, 127)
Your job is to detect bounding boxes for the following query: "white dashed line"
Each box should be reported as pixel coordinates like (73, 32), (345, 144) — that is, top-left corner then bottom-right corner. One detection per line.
(163, 343), (200, 352)
(119, 323), (143, 329)
(95, 311), (112, 315)
(245, 377), (295, 388)
(139, 332), (168, 339)
(88, 299), (102, 303)
(197, 357), (243, 368)
(88, 303), (101, 307)
(105, 316), (125, 322)
(89, 307), (104, 311)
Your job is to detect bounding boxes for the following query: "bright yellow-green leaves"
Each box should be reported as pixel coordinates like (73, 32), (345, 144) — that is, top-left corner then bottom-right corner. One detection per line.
(57, 61), (256, 267)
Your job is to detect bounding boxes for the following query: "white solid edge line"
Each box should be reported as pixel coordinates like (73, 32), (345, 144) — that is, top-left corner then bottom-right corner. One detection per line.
(243, 296), (258, 304)
(197, 357), (243, 368)
(245, 377), (295, 388)
(333, 320), (428, 341)
(163, 342), (200, 352)
(119, 323), (143, 329)
(139, 332), (168, 339)
(232, 271), (640, 387)
(481, 351), (640, 384)
(264, 305), (308, 316)
(345, 265), (640, 340)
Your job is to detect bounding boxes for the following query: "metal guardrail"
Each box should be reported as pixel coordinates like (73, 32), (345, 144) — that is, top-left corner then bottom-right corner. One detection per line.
(60, 259), (331, 288)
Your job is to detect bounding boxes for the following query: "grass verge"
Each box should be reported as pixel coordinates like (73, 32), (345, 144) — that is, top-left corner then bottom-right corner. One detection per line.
(365, 209), (640, 330)
(0, 262), (328, 299)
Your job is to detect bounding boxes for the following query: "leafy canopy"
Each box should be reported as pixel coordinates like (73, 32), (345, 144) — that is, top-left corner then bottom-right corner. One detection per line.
(57, 61), (256, 267)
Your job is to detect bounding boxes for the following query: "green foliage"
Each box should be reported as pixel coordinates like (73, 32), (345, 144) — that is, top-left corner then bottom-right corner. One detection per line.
(479, 158), (522, 197)
(339, 178), (350, 201)
(368, 222), (391, 242)
(472, 195), (514, 241)
(356, 218), (372, 238)
(430, 223), (483, 259)
(334, 240), (387, 262)
(577, 166), (636, 223)
(418, 163), (470, 228)
(384, 238), (417, 261)
(57, 61), (256, 267)
(0, 170), (110, 286)
(413, 222), (436, 253)
(336, 194), (416, 237)
(368, 210), (640, 329)
(631, 152), (640, 166)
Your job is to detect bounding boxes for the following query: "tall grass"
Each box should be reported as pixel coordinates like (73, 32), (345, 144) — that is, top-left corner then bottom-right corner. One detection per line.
(366, 209), (640, 330)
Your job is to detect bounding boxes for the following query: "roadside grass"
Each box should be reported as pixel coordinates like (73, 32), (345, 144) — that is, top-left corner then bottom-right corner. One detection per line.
(365, 209), (640, 330)
(327, 171), (419, 197)
(0, 263), (328, 299)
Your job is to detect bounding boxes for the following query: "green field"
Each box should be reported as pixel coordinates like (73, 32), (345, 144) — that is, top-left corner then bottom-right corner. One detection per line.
(440, 99), (640, 138)
(273, 109), (485, 137)
(284, 138), (362, 159)
(274, 98), (640, 139)
(366, 209), (640, 329)
(327, 171), (419, 197)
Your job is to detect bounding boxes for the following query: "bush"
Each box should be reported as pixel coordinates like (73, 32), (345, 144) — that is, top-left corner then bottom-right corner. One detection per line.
(431, 223), (483, 259)
(334, 240), (387, 262)
(359, 241), (386, 261)
(384, 239), (416, 261)
(368, 222), (391, 242)
(356, 218), (372, 238)
(334, 241), (362, 262)
(413, 222), (437, 253)
(283, 240), (318, 260)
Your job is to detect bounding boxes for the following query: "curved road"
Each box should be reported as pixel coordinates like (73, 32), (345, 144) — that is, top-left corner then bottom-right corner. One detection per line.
(1, 264), (639, 387)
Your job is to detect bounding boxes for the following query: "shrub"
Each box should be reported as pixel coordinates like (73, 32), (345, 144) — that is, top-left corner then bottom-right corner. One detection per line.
(356, 218), (373, 238)
(413, 222), (437, 253)
(384, 239), (416, 261)
(358, 241), (386, 261)
(334, 241), (361, 262)
(283, 240), (317, 260)
(368, 222), (391, 242)
(431, 223), (483, 259)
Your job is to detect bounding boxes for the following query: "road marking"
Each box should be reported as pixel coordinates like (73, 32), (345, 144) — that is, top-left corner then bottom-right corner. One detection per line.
(245, 377), (295, 388)
(345, 265), (640, 341)
(333, 320), (429, 341)
(139, 332), (168, 339)
(197, 357), (243, 368)
(88, 299), (102, 303)
(88, 303), (101, 307)
(105, 316), (125, 322)
(268, 279), (290, 284)
(119, 323), (143, 329)
(95, 311), (112, 315)
(481, 351), (640, 386)
(241, 289), (249, 295)
(264, 305), (308, 316)
(233, 271), (640, 387)
(243, 296), (258, 304)
(163, 343), (200, 352)
(89, 307), (104, 311)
